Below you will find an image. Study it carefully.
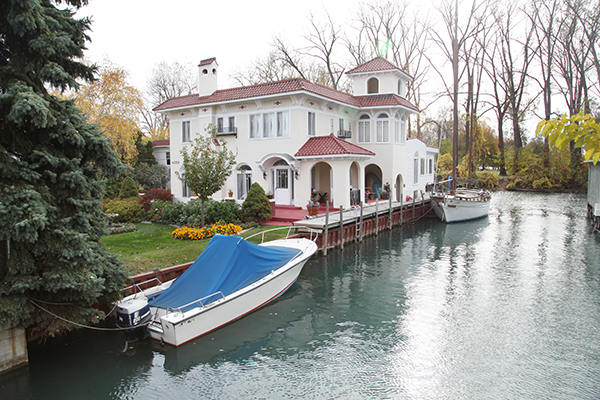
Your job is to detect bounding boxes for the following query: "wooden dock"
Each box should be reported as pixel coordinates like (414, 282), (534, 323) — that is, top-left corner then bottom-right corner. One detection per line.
(294, 196), (432, 254)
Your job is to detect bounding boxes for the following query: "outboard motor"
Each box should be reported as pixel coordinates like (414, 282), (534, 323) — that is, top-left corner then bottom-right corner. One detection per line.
(116, 298), (151, 342)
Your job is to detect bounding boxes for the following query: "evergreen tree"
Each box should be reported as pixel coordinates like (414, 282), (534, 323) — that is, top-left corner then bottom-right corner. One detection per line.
(0, 0), (128, 337)
(241, 183), (272, 222)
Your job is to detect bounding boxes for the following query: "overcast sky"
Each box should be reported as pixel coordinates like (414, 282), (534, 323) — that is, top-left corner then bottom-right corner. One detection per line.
(76, 0), (363, 92)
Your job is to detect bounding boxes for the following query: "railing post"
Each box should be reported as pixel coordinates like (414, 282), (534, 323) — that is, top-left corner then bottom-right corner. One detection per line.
(324, 201), (330, 255)
(400, 195), (404, 225)
(375, 199), (379, 235)
(388, 196), (393, 229)
(339, 205), (344, 249)
(359, 202), (364, 242)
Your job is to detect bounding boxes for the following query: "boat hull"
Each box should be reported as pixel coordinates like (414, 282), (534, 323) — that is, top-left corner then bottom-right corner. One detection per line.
(147, 238), (317, 346)
(432, 193), (491, 223)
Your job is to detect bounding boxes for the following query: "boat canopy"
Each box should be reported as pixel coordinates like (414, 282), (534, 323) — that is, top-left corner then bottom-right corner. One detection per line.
(148, 235), (302, 311)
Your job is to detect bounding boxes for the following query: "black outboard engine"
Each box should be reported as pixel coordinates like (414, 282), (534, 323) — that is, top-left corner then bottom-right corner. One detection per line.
(116, 298), (151, 342)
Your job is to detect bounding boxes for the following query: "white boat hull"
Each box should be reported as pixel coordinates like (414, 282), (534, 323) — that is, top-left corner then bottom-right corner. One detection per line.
(122, 238), (317, 347)
(432, 191), (491, 223)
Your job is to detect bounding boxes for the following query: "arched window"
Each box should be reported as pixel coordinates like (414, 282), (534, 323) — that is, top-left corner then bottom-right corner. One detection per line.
(358, 114), (371, 143)
(376, 113), (390, 143)
(394, 113), (400, 143)
(237, 164), (252, 200)
(413, 152), (419, 184)
(400, 115), (407, 144)
(367, 77), (379, 94)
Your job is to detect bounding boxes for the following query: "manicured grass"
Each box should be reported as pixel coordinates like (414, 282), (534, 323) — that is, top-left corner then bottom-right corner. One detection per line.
(100, 223), (289, 276)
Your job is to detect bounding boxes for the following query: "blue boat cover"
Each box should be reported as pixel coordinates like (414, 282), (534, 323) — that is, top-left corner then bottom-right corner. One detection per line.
(148, 235), (301, 311)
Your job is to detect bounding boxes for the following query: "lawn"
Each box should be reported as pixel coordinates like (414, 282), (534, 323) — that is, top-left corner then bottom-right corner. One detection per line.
(100, 223), (290, 276)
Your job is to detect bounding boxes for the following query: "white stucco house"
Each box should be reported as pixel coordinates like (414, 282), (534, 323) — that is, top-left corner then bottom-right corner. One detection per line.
(154, 57), (437, 209)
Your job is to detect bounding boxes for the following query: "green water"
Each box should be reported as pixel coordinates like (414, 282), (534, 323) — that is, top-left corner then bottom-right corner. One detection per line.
(2, 191), (600, 399)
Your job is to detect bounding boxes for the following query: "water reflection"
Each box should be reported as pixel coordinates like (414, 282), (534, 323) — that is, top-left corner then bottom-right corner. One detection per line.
(2, 192), (600, 399)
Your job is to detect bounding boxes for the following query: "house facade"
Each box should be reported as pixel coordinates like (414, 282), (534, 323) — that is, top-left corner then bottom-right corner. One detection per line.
(154, 57), (437, 209)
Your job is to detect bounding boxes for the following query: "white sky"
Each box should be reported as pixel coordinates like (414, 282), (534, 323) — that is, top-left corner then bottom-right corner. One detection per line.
(77, 0), (363, 92)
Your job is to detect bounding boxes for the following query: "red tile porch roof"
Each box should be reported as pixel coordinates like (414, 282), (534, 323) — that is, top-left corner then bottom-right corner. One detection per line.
(152, 139), (170, 146)
(295, 134), (375, 158)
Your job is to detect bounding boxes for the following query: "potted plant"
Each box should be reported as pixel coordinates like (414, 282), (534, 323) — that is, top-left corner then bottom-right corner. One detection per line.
(228, 189), (233, 198)
(381, 182), (391, 199)
(307, 198), (320, 216)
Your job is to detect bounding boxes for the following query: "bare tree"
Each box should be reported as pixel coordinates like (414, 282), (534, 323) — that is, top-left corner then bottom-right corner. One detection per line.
(351, 1), (432, 137)
(494, 1), (538, 172)
(142, 61), (197, 140)
(230, 50), (299, 86)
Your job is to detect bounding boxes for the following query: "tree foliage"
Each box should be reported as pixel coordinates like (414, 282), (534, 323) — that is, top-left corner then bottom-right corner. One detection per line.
(74, 60), (144, 164)
(175, 125), (236, 226)
(536, 112), (600, 164)
(0, 0), (128, 337)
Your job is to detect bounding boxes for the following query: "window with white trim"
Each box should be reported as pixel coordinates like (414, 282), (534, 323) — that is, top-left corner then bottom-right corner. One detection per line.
(394, 117), (400, 144)
(428, 159), (433, 174)
(237, 165), (252, 200)
(420, 158), (425, 175)
(376, 113), (390, 143)
(400, 115), (407, 144)
(358, 114), (371, 143)
(182, 121), (191, 143)
(414, 152), (419, 184)
(249, 111), (290, 139)
(308, 112), (316, 136)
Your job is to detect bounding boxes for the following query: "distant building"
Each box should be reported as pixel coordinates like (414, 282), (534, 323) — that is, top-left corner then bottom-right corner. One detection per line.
(152, 139), (170, 188)
(154, 57), (437, 208)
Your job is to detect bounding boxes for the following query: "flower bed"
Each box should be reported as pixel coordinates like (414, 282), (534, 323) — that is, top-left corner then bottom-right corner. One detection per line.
(172, 220), (243, 240)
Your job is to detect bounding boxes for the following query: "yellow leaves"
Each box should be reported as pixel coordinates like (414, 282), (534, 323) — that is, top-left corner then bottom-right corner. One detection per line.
(74, 60), (143, 164)
(536, 112), (600, 165)
(171, 221), (243, 241)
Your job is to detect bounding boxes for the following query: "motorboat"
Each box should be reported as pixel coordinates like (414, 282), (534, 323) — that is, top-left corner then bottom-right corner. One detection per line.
(115, 231), (318, 346)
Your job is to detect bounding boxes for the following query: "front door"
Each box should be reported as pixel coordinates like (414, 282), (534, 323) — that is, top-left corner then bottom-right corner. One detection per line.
(274, 167), (291, 205)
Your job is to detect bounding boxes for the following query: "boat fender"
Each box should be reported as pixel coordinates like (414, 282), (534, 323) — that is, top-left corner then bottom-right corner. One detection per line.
(406, 195), (412, 201)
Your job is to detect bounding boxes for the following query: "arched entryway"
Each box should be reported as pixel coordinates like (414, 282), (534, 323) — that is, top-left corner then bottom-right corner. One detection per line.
(349, 161), (361, 205)
(311, 162), (332, 204)
(365, 164), (383, 200)
(395, 174), (404, 202)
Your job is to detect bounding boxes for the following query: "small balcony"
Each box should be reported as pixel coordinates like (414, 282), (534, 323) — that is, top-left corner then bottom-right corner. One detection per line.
(337, 130), (352, 139)
(217, 126), (238, 137)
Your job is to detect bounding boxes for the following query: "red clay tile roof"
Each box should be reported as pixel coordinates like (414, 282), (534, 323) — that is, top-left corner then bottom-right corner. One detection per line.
(346, 57), (401, 75)
(356, 94), (420, 112)
(199, 57), (217, 66)
(153, 78), (361, 111)
(295, 134), (375, 158)
(152, 140), (170, 146)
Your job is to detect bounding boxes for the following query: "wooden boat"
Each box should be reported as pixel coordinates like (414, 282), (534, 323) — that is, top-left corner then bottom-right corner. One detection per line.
(115, 231), (318, 346)
(431, 183), (491, 223)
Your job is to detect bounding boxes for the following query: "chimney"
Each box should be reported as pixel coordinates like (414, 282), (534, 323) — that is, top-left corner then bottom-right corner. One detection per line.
(198, 57), (218, 97)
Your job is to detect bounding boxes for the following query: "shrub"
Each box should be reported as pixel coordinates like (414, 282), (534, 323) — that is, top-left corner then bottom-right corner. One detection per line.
(140, 188), (173, 211)
(118, 176), (139, 199)
(130, 163), (170, 189)
(533, 177), (552, 190)
(475, 170), (498, 188)
(109, 223), (137, 234)
(241, 183), (272, 222)
(103, 198), (145, 223)
(171, 220), (243, 240)
(203, 200), (241, 225)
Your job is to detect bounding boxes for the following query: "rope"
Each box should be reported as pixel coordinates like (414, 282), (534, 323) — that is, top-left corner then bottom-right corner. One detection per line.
(29, 299), (148, 332)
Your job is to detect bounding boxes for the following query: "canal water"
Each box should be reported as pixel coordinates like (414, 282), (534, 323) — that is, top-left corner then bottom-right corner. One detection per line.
(2, 191), (600, 399)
